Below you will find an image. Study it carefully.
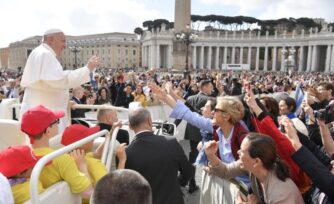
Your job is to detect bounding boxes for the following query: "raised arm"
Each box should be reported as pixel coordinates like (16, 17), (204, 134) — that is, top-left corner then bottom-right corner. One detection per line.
(318, 120), (334, 156)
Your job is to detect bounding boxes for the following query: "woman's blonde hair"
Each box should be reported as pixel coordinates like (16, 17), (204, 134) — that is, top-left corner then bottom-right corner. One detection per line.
(216, 96), (245, 124)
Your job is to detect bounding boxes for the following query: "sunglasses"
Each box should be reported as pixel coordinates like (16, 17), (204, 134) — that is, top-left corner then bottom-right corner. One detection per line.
(214, 108), (226, 113)
(50, 119), (60, 126)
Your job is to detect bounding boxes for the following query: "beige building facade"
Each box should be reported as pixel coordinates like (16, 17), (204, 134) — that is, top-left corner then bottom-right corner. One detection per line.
(2, 32), (141, 71)
(140, 0), (334, 73)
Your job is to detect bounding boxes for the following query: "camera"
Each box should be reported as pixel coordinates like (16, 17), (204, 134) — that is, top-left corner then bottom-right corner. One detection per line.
(314, 103), (334, 123)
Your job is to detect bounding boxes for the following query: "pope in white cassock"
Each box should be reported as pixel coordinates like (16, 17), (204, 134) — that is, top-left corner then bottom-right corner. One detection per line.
(20, 29), (101, 133)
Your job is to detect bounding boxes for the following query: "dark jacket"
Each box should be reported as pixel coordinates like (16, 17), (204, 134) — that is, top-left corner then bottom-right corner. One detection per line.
(97, 123), (129, 145)
(184, 92), (211, 141)
(292, 146), (334, 203)
(125, 131), (193, 204)
(113, 83), (126, 107)
(70, 97), (89, 118)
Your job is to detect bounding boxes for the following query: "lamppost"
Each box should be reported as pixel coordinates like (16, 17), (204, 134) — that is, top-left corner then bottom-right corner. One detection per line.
(282, 47), (296, 73)
(69, 43), (82, 69)
(175, 25), (198, 78)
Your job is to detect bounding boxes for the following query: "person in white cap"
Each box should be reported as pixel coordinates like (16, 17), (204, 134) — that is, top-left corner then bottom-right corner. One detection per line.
(20, 29), (101, 133)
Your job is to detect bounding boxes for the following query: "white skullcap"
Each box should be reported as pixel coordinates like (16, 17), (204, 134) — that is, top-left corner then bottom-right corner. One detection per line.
(44, 29), (63, 36)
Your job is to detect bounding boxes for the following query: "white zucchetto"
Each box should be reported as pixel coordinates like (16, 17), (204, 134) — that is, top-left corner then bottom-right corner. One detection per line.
(44, 29), (63, 36)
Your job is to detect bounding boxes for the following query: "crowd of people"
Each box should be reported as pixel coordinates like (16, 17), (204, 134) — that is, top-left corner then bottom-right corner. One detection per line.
(0, 28), (334, 204)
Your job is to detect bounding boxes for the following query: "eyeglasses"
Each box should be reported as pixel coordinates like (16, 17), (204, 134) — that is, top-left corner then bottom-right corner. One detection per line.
(214, 108), (226, 113)
(50, 119), (60, 126)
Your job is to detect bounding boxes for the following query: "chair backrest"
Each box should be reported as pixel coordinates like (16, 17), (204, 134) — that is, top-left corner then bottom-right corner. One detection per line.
(104, 127), (119, 172)
(0, 98), (20, 119)
(0, 119), (27, 151)
(23, 181), (81, 204)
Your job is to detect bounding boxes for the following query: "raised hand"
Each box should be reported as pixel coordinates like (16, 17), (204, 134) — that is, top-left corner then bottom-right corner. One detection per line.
(116, 143), (127, 169)
(204, 140), (219, 159)
(87, 55), (101, 71)
(279, 116), (302, 150)
(148, 82), (167, 101)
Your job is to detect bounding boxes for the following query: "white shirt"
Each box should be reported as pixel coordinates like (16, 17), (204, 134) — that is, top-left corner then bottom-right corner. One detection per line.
(20, 43), (91, 133)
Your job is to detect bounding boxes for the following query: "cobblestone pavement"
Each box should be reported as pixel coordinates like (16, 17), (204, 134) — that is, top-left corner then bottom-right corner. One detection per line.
(179, 140), (201, 204)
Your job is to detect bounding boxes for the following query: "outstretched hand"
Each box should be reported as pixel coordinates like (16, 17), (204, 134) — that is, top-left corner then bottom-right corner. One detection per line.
(204, 140), (219, 158)
(148, 82), (167, 101)
(243, 84), (258, 112)
(279, 116), (302, 150)
(87, 55), (101, 71)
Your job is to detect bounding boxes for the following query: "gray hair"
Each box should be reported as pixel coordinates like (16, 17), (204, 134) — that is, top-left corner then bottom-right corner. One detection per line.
(93, 169), (152, 204)
(128, 108), (151, 128)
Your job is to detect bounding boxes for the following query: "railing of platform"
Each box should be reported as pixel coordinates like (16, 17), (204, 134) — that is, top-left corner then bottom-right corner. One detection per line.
(29, 129), (108, 204)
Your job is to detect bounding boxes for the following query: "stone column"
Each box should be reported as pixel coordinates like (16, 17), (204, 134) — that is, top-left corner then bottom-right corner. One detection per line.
(200, 46), (204, 69)
(264, 46), (268, 71)
(148, 45), (152, 68)
(223, 46), (228, 65)
(325, 45), (332, 72)
(166, 44), (171, 69)
(192, 45), (197, 70)
(255, 46), (260, 71)
(156, 44), (160, 69)
(330, 45), (334, 72)
(280, 46), (285, 71)
(174, 0), (190, 33)
(248, 46), (252, 68)
(311, 45), (317, 71)
(215, 46), (220, 69)
(298, 46), (304, 72)
(207, 46), (212, 69)
(239, 47), (243, 64)
(306, 45), (312, 71)
(272, 47), (277, 71)
(231, 46), (236, 64)
(146, 46), (149, 67)
(142, 46), (145, 67)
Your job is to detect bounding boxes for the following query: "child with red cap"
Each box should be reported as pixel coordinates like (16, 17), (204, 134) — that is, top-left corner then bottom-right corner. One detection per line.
(61, 124), (127, 187)
(0, 145), (45, 203)
(21, 105), (93, 199)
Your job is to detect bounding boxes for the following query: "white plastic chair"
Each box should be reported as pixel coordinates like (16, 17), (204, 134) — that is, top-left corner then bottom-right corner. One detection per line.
(0, 98), (20, 119)
(24, 182), (81, 204)
(28, 129), (108, 204)
(102, 127), (120, 172)
(0, 119), (27, 151)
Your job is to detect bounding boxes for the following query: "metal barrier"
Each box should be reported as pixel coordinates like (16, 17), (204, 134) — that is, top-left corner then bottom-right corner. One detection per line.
(29, 129), (108, 204)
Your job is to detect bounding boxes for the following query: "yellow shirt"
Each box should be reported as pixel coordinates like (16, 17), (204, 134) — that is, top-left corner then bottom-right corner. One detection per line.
(133, 93), (148, 107)
(33, 147), (90, 194)
(12, 180), (44, 204)
(86, 152), (107, 186)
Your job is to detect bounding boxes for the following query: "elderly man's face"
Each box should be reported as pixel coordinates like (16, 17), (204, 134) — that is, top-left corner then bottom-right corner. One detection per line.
(48, 33), (66, 57)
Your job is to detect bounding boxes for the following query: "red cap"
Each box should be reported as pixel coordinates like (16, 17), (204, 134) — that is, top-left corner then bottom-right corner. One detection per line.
(21, 105), (64, 143)
(61, 124), (100, 146)
(0, 145), (43, 178)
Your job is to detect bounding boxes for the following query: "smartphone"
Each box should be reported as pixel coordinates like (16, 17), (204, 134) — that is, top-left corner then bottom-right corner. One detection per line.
(280, 125), (286, 133)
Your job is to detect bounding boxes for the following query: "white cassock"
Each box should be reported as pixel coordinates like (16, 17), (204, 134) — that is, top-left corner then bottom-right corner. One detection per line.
(20, 43), (91, 133)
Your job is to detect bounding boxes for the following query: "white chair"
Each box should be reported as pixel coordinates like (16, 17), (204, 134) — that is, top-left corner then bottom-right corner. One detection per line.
(24, 182), (81, 204)
(0, 98), (19, 119)
(0, 119), (27, 151)
(29, 130), (108, 204)
(102, 127), (120, 172)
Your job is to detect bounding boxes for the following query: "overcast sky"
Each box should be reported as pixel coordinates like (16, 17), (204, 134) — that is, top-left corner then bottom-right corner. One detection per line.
(1, 0), (333, 48)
